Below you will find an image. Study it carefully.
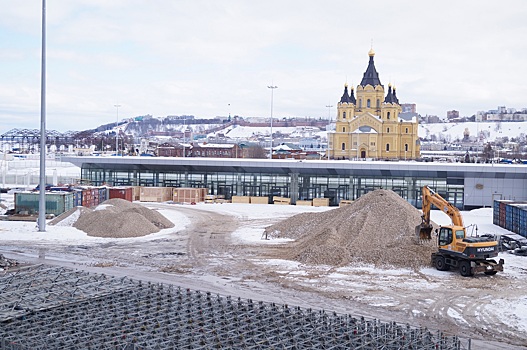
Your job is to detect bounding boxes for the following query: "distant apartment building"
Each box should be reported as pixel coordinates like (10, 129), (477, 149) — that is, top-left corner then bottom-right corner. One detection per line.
(476, 106), (527, 122)
(446, 110), (460, 120)
(421, 114), (442, 123)
(401, 103), (416, 113)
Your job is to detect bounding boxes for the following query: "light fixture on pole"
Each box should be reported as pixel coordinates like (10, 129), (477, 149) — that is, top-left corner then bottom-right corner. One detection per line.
(326, 104), (333, 121)
(267, 85), (277, 159)
(114, 104), (121, 156)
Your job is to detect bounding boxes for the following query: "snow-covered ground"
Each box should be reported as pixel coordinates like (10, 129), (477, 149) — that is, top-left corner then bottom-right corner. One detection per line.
(1, 192), (527, 348)
(1, 154), (527, 347)
(419, 121), (526, 143)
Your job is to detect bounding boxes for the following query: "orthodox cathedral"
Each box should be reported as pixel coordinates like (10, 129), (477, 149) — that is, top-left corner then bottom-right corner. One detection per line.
(328, 49), (420, 160)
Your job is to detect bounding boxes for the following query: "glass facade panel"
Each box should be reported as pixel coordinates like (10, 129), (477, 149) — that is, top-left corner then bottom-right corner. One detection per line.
(81, 164), (465, 208)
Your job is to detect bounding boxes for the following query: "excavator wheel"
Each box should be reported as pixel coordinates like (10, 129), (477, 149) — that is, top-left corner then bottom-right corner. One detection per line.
(459, 261), (474, 277)
(435, 256), (449, 271)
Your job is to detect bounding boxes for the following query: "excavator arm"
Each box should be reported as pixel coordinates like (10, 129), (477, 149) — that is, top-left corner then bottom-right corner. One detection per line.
(417, 186), (464, 240)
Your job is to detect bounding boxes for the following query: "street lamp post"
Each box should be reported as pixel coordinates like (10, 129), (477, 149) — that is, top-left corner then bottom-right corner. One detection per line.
(326, 104), (333, 160)
(114, 104), (121, 156)
(267, 85), (277, 159)
(38, 0), (47, 232)
(326, 104), (333, 120)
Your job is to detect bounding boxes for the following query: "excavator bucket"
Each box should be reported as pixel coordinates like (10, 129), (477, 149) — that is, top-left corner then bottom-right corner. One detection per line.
(416, 224), (433, 241)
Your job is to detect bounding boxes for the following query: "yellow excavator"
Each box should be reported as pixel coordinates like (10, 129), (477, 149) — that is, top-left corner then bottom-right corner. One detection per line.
(416, 186), (504, 277)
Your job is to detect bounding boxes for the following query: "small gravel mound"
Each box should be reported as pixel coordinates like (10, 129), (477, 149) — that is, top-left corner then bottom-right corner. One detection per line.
(264, 189), (437, 269)
(50, 198), (174, 238)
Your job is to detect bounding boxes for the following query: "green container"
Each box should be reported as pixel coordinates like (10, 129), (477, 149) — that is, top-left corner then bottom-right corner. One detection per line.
(15, 192), (74, 216)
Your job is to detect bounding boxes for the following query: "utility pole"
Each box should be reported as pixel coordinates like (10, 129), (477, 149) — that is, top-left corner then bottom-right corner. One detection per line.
(267, 85), (277, 159)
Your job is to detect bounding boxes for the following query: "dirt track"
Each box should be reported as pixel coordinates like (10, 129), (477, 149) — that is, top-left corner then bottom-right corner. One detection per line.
(1, 203), (526, 349)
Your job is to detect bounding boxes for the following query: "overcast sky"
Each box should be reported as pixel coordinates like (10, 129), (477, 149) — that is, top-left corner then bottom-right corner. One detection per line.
(1, 0), (526, 134)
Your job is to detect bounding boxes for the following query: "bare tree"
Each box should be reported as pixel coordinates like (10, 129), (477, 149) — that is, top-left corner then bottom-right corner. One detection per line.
(246, 145), (267, 159)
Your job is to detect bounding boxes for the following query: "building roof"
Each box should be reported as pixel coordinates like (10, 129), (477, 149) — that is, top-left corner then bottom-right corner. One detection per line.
(360, 51), (382, 87)
(274, 143), (302, 151)
(399, 112), (418, 121)
(340, 84), (351, 103)
(194, 143), (236, 149)
(384, 84), (398, 104)
(340, 84), (356, 104)
(64, 156), (527, 181)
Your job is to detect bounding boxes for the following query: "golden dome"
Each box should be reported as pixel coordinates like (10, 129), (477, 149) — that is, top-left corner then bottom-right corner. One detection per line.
(368, 48), (375, 57)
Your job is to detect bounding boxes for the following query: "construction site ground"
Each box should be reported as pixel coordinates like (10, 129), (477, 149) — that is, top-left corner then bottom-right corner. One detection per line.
(1, 202), (526, 349)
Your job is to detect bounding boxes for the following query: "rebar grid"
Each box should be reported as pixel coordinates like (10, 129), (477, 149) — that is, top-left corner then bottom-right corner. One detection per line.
(0, 265), (469, 349)
(0, 265), (137, 322)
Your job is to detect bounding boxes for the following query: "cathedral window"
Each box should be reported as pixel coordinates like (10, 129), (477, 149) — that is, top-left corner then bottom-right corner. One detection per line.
(387, 112), (390, 119)
(405, 127), (409, 133)
(386, 144), (390, 151)
(376, 99), (380, 108)
(405, 144), (409, 151)
(343, 127), (346, 132)
(367, 99), (371, 108)
(341, 143), (346, 151)
(387, 127), (390, 133)
(359, 99), (362, 108)
(343, 111), (346, 119)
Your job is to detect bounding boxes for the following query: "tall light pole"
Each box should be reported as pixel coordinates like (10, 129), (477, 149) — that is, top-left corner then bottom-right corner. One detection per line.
(326, 104), (333, 120)
(267, 85), (277, 159)
(114, 104), (121, 156)
(326, 105), (333, 160)
(38, 0), (47, 232)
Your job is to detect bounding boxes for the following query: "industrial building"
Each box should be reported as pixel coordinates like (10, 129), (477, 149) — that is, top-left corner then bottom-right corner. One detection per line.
(63, 156), (527, 209)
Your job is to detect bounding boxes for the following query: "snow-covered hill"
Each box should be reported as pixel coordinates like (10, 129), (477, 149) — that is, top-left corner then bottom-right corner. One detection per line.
(419, 121), (526, 142)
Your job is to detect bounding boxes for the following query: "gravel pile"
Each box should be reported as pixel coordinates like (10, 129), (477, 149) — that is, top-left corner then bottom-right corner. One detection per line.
(50, 198), (174, 238)
(264, 189), (437, 269)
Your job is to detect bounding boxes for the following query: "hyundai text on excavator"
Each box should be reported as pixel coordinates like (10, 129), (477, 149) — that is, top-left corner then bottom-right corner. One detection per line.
(416, 186), (504, 277)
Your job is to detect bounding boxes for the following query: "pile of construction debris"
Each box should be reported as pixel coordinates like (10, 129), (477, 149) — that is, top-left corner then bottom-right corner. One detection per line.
(0, 254), (18, 271)
(50, 199), (174, 238)
(264, 189), (437, 269)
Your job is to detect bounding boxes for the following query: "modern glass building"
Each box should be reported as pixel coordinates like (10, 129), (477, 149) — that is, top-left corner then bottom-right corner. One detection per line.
(64, 156), (527, 210)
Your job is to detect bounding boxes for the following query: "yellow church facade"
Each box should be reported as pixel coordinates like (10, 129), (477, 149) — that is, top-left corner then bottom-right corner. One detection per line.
(328, 50), (420, 160)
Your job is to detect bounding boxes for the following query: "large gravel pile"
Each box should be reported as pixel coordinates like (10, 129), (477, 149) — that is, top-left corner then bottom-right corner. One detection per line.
(264, 189), (437, 269)
(50, 198), (174, 238)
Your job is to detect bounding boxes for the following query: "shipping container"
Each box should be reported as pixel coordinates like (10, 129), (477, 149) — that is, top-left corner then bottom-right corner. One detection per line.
(98, 187), (108, 203)
(109, 187), (133, 202)
(15, 191), (74, 216)
(494, 200), (527, 237)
